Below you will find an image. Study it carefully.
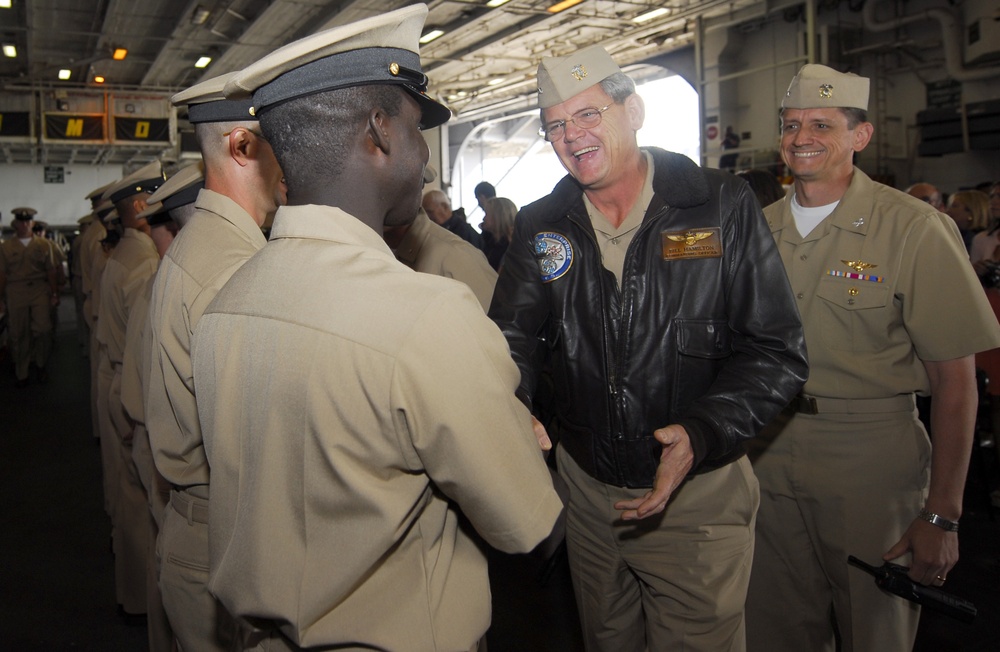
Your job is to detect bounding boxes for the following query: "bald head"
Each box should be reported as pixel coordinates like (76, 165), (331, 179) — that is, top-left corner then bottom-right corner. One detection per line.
(422, 189), (452, 225)
(906, 183), (944, 211)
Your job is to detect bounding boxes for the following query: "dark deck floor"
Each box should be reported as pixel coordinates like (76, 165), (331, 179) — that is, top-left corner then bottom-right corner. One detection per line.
(1, 302), (997, 650)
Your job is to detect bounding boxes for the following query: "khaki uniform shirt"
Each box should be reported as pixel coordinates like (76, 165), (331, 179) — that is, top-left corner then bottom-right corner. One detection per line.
(0, 236), (55, 306)
(79, 220), (107, 326)
(145, 189), (266, 490)
(393, 210), (498, 311)
(766, 168), (1000, 398)
(192, 205), (562, 651)
(71, 231), (84, 279)
(121, 276), (154, 424)
(96, 228), (158, 367)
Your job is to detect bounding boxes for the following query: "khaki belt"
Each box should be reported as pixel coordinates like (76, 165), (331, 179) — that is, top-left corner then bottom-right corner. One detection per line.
(170, 489), (209, 525)
(789, 393), (915, 415)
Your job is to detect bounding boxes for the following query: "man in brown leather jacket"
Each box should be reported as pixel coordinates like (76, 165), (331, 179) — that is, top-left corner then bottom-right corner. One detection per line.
(489, 45), (807, 652)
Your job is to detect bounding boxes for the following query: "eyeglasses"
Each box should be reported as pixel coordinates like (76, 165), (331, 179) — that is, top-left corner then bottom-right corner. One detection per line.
(538, 104), (612, 142)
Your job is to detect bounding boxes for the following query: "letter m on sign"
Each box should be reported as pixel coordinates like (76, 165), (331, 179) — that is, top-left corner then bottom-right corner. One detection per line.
(66, 118), (84, 137)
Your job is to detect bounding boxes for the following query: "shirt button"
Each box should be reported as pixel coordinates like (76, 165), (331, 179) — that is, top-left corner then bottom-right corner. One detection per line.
(796, 292), (804, 299)
(800, 255), (807, 261)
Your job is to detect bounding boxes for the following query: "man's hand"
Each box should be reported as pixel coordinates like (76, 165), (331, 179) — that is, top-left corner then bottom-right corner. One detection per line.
(883, 518), (959, 587)
(614, 425), (694, 520)
(531, 415), (552, 452)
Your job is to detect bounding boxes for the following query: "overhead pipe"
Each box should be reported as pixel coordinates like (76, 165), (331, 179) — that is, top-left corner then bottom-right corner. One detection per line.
(863, 0), (1000, 81)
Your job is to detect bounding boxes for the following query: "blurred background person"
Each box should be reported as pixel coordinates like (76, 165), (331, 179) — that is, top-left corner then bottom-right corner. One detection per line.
(971, 182), (1000, 278)
(481, 196), (517, 271)
(737, 168), (786, 210)
(945, 189), (990, 253)
(906, 182), (945, 212)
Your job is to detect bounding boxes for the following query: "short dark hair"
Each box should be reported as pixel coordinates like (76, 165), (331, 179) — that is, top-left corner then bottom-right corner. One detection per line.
(260, 85), (404, 195)
(474, 181), (496, 199)
(841, 107), (868, 128)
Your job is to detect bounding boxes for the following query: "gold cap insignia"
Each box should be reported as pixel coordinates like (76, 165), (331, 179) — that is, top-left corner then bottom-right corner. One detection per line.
(841, 259), (876, 273)
(389, 62), (400, 76)
(570, 64), (587, 81)
(819, 83), (833, 99)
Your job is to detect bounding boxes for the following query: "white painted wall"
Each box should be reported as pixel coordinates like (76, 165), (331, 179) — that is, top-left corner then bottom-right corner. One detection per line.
(1, 163), (122, 228)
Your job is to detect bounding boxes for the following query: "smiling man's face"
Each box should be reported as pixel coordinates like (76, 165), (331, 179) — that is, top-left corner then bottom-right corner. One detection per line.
(542, 83), (643, 192)
(779, 107), (871, 185)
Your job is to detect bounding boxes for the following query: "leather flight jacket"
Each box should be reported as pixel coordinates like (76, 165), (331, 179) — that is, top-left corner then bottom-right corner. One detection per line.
(489, 148), (808, 488)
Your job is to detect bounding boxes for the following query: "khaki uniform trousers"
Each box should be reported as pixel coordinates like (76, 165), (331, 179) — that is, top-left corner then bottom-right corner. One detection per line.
(557, 446), (758, 652)
(72, 276), (88, 349)
(5, 282), (52, 380)
(88, 312), (101, 439)
(133, 425), (174, 652)
(159, 489), (237, 652)
(243, 628), (483, 651)
(109, 365), (150, 615)
(96, 349), (121, 517)
(745, 398), (927, 652)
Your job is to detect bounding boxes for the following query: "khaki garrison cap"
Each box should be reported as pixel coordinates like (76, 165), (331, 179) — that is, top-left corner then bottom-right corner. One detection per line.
(172, 72), (257, 124)
(12, 207), (38, 220)
(537, 44), (622, 109)
(86, 180), (115, 201)
(94, 198), (115, 220)
(103, 160), (165, 204)
(102, 208), (120, 225)
(782, 64), (869, 111)
(138, 163), (205, 225)
(223, 4), (450, 129)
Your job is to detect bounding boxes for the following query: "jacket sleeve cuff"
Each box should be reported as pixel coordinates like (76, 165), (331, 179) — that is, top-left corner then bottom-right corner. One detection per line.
(514, 387), (533, 412)
(676, 416), (718, 471)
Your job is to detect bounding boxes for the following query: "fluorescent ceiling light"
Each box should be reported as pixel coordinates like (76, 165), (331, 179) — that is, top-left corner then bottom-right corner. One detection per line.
(58, 69), (72, 80)
(112, 48), (128, 60)
(547, 0), (584, 14)
(0, 0), (11, 9)
(419, 29), (445, 45)
(486, 0), (513, 7)
(195, 56), (212, 68)
(633, 8), (670, 23)
(3, 44), (16, 58)
(191, 5), (211, 25)
(94, 75), (105, 84)
(488, 77), (505, 86)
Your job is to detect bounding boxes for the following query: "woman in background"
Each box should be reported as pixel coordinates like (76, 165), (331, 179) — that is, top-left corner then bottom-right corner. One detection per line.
(481, 197), (518, 271)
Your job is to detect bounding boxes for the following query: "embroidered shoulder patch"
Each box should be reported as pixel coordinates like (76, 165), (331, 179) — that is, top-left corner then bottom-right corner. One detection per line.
(533, 232), (574, 283)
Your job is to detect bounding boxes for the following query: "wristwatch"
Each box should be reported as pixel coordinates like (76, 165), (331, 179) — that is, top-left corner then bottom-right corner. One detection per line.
(918, 508), (959, 532)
